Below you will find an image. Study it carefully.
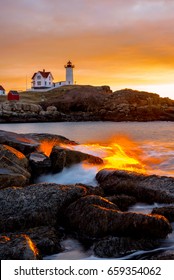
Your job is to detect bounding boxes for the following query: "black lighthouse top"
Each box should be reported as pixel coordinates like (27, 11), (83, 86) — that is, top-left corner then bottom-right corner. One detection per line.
(64, 61), (75, 68)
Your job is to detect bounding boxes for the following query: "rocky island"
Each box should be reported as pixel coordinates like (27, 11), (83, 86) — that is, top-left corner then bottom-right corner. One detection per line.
(0, 129), (174, 260)
(0, 85), (174, 122)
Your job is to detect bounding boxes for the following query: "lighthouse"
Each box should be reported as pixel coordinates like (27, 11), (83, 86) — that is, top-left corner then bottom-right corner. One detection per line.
(64, 61), (75, 85)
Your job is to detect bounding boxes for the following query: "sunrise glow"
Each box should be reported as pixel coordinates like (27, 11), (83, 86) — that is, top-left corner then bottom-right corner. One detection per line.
(0, 0), (174, 99)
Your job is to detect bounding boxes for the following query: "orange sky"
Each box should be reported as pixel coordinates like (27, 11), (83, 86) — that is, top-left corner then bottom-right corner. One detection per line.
(1, 0), (174, 99)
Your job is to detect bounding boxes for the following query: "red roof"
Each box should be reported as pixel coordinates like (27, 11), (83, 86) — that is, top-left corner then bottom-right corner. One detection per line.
(0, 85), (5, 91)
(32, 70), (53, 80)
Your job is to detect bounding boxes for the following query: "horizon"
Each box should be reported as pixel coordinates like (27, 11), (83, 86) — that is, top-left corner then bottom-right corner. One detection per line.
(1, 0), (174, 100)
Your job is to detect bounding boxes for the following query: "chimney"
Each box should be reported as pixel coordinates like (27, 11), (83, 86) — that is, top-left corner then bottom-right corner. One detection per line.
(43, 69), (45, 72)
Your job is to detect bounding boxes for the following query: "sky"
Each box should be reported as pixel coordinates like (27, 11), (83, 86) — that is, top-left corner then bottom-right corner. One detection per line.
(1, 0), (174, 99)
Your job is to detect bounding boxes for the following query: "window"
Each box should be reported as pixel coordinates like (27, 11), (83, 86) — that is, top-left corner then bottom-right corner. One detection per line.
(37, 75), (41, 80)
(37, 81), (41, 86)
(45, 81), (47, 85)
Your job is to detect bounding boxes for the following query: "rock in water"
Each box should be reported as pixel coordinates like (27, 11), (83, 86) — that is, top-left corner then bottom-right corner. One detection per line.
(64, 195), (172, 239)
(29, 152), (52, 176)
(50, 146), (103, 172)
(96, 169), (174, 203)
(94, 236), (161, 258)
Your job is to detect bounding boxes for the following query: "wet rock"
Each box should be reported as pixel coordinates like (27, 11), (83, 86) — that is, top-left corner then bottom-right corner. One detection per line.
(0, 183), (96, 232)
(25, 226), (62, 256)
(0, 130), (39, 154)
(94, 236), (161, 258)
(0, 169), (28, 189)
(29, 152), (51, 176)
(0, 144), (31, 188)
(26, 133), (77, 146)
(150, 250), (174, 260)
(96, 169), (174, 203)
(50, 146), (103, 171)
(0, 233), (40, 260)
(50, 147), (66, 172)
(0, 144), (29, 169)
(105, 195), (136, 211)
(64, 195), (172, 239)
(0, 130), (77, 156)
(151, 206), (174, 222)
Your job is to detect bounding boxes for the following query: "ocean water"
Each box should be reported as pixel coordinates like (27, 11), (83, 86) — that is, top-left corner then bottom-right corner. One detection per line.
(1, 121), (174, 259)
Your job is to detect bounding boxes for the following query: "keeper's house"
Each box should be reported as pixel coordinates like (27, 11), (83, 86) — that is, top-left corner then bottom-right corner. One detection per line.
(0, 85), (5, 95)
(31, 69), (54, 90)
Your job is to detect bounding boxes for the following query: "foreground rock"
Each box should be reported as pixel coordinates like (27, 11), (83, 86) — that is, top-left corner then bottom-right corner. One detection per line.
(0, 226), (62, 259)
(94, 236), (161, 258)
(64, 195), (172, 239)
(0, 233), (40, 260)
(96, 169), (174, 203)
(0, 183), (99, 232)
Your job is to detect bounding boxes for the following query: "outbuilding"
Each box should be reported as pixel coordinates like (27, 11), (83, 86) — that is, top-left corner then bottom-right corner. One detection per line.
(7, 90), (19, 101)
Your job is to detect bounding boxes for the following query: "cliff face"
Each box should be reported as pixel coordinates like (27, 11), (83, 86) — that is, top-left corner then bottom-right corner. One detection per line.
(0, 86), (174, 122)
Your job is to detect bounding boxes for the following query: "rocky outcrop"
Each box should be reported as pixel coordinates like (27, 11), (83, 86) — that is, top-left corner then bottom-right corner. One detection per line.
(0, 86), (174, 122)
(64, 195), (172, 239)
(94, 236), (161, 258)
(0, 130), (103, 188)
(96, 169), (174, 204)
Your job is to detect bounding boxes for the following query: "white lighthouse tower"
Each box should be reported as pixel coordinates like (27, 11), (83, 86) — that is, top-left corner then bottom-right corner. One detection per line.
(65, 60), (75, 85)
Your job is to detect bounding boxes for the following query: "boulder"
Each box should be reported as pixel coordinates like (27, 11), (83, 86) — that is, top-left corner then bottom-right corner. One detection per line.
(0, 144), (31, 188)
(0, 233), (40, 260)
(29, 152), (51, 176)
(46, 106), (57, 112)
(0, 169), (28, 189)
(0, 183), (97, 233)
(96, 169), (174, 204)
(50, 147), (66, 172)
(94, 236), (161, 258)
(64, 195), (172, 239)
(23, 226), (63, 256)
(0, 144), (29, 169)
(151, 206), (174, 222)
(0, 130), (39, 154)
(50, 146), (103, 171)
